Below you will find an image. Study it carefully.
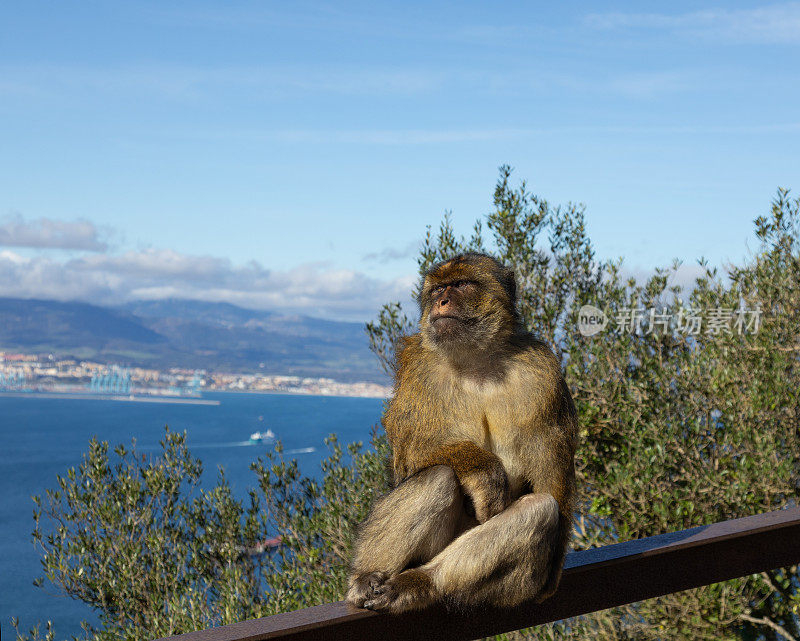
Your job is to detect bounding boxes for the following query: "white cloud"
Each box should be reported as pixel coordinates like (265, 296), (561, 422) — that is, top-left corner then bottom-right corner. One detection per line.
(0, 59), (709, 108)
(0, 214), (108, 251)
(0, 247), (416, 322)
(363, 242), (419, 263)
(174, 121), (800, 147)
(0, 63), (443, 101)
(620, 262), (711, 294)
(71, 249), (230, 278)
(585, 3), (800, 44)
(270, 128), (527, 145)
(0, 240), (728, 322)
(606, 70), (696, 99)
(0, 249), (30, 265)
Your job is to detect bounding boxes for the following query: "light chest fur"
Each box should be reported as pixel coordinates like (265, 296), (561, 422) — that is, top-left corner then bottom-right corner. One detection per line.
(442, 361), (548, 498)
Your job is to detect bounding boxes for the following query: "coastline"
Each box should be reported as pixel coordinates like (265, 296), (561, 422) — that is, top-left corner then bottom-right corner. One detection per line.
(210, 388), (390, 400)
(0, 392), (221, 405)
(0, 389), (391, 403)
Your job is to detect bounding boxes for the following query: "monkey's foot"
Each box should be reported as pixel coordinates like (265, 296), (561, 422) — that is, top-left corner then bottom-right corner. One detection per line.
(362, 568), (437, 613)
(346, 571), (391, 608)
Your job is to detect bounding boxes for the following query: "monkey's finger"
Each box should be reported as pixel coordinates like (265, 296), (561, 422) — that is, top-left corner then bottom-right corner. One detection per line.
(363, 594), (392, 611)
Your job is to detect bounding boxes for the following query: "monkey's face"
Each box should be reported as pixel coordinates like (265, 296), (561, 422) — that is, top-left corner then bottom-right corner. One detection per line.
(419, 254), (518, 354)
(427, 278), (478, 340)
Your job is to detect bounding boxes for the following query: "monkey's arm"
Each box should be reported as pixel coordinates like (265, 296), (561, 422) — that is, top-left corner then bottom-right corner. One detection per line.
(403, 440), (511, 523)
(521, 376), (578, 600)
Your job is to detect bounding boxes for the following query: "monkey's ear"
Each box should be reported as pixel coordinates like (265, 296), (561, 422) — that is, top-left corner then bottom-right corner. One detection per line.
(501, 267), (517, 304)
(416, 279), (429, 310)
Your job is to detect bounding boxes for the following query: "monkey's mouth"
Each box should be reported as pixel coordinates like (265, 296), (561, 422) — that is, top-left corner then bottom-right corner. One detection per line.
(430, 315), (468, 338)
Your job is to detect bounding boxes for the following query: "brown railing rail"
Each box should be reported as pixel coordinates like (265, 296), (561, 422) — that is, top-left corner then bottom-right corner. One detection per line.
(161, 507), (800, 641)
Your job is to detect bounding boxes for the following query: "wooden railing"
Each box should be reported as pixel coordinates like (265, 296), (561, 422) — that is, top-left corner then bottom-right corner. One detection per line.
(161, 507), (800, 641)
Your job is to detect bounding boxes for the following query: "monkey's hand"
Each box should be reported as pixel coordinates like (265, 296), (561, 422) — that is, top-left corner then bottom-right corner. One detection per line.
(361, 568), (437, 613)
(459, 458), (511, 523)
(347, 571), (391, 608)
(412, 441), (511, 524)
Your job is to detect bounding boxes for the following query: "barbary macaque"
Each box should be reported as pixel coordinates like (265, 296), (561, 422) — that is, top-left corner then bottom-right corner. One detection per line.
(347, 253), (577, 613)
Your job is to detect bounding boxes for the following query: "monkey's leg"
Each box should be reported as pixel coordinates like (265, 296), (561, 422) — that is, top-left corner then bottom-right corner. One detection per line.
(362, 493), (559, 613)
(347, 465), (463, 608)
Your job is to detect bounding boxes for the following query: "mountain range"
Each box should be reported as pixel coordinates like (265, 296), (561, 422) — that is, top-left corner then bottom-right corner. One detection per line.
(0, 297), (389, 383)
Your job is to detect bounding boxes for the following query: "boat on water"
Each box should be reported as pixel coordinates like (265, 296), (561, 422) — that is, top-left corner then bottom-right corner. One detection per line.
(249, 429), (276, 444)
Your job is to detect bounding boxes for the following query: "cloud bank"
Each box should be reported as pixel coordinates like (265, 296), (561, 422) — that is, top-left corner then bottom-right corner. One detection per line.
(585, 3), (800, 44)
(0, 214), (108, 251)
(0, 213), (717, 324)
(0, 245), (417, 322)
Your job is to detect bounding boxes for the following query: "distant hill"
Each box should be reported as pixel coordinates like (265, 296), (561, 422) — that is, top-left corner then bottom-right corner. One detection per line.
(0, 297), (387, 383)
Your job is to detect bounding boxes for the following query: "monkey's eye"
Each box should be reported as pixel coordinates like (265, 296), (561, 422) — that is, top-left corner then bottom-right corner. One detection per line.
(431, 281), (472, 296)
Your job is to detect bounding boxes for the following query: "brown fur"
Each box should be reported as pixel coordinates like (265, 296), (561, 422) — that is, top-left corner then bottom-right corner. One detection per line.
(347, 253), (578, 613)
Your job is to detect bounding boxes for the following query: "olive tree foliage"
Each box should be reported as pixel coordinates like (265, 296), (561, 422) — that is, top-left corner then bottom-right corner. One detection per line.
(15, 430), (267, 641)
(15, 428), (389, 641)
(367, 168), (800, 640)
(17, 168), (799, 641)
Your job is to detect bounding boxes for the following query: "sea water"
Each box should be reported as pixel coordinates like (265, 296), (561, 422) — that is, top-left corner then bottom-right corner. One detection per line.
(0, 392), (384, 638)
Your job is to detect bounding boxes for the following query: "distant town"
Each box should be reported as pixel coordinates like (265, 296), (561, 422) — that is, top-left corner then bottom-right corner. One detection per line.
(0, 351), (392, 400)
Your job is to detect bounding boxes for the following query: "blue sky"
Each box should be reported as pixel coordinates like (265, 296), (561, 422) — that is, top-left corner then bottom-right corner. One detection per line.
(1, 1), (798, 320)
